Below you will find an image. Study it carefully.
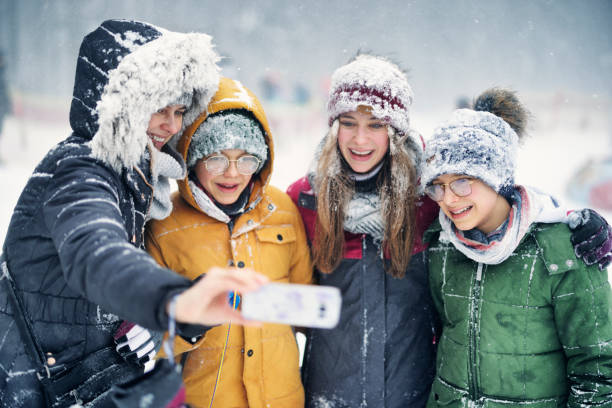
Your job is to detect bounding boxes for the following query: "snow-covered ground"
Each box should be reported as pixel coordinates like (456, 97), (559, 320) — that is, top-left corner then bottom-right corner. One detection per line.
(1, 92), (610, 255)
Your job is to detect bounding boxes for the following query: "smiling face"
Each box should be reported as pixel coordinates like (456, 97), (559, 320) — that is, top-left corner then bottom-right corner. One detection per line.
(337, 106), (390, 173)
(146, 104), (187, 150)
(193, 149), (253, 205)
(434, 174), (511, 234)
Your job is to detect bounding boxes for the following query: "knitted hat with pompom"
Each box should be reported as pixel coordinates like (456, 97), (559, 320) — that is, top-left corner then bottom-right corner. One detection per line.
(421, 88), (529, 195)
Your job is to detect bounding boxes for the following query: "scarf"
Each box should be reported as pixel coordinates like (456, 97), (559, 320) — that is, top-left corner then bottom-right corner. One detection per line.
(439, 185), (567, 265)
(147, 147), (187, 221)
(343, 162), (385, 243)
(188, 173), (252, 223)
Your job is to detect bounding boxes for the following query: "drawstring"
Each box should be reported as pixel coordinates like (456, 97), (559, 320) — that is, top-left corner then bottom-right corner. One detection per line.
(207, 291), (239, 408)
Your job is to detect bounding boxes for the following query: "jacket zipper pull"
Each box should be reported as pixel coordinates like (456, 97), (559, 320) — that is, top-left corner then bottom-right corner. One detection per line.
(476, 263), (483, 281)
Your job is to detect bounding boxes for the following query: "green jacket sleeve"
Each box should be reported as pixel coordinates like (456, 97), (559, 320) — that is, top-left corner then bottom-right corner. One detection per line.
(552, 263), (612, 407)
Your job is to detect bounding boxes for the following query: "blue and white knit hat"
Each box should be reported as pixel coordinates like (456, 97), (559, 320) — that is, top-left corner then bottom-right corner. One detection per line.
(421, 108), (519, 193)
(187, 110), (268, 170)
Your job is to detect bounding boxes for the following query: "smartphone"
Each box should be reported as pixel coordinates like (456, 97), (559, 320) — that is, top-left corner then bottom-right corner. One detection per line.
(241, 283), (342, 329)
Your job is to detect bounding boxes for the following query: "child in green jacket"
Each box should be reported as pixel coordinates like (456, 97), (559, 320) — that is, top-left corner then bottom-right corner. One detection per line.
(421, 88), (612, 407)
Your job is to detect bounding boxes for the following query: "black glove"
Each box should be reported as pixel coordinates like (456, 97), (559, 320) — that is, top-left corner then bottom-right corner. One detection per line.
(114, 321), (164, 373)
(568, 209), (612, 270)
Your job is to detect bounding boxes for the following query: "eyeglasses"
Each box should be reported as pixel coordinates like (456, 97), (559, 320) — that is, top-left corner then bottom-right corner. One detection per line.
(202, 154), (261, 175)
(424, 178), (475, 201)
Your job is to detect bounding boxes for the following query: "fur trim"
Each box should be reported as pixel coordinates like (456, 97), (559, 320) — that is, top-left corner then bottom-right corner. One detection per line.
(90, 30), (220, 171)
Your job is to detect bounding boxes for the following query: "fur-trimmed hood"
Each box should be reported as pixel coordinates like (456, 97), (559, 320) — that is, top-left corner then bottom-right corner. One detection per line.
(69, 19), (220, 171)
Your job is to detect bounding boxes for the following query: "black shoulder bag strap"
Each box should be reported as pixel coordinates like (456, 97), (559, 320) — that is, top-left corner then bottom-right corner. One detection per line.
(0, 253), (65, 379)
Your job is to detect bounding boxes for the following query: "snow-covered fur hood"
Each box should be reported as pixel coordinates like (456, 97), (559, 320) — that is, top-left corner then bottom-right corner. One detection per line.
(69, 19), (220, 172)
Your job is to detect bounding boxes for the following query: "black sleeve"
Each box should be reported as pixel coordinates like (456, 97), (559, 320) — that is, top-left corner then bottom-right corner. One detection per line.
(42, 154), (191, 330)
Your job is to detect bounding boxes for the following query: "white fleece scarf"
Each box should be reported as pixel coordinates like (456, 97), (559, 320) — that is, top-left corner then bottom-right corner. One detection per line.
(439, 185), (567, 265)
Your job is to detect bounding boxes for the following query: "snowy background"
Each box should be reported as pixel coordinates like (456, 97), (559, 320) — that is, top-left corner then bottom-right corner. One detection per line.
(0, 0), (611, 246)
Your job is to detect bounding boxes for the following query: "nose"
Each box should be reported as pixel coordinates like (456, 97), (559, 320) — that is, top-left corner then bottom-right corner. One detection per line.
(161, 113), (182, 135)
(442, 185), (460, 204)
(353, 125), (369, 145)
(224, 160), (240, 177)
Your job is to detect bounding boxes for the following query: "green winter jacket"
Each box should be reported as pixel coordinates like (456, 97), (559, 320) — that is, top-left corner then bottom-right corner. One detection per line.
(425, 219), (612, 408)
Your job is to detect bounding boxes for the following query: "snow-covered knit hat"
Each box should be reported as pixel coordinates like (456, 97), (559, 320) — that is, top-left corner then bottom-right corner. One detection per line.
(187, 110), (268, 170)
(327, 54), (414, 135)
(421, 88), (528, 194)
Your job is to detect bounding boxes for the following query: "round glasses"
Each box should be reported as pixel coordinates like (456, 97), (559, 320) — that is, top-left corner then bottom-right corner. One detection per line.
(202, 154), (261, 175)
(424, 178), (474, 201)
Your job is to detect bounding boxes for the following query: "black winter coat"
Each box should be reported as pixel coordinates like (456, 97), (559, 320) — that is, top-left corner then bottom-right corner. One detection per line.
(0, 19), (219, 407)
(288, 176), (440, 408)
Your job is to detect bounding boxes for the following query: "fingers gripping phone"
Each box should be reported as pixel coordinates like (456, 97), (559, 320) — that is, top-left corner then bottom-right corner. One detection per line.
(241, 283), (342, 329)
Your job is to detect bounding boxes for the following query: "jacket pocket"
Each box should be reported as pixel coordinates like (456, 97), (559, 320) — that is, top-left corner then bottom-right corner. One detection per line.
(255, 225), (297, 244)
(428, 377), (465, 407)
(254, 226), (297, 281)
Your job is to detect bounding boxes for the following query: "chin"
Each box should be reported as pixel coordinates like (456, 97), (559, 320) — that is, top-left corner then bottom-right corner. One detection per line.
(215, 194), (239, 205)
(351, 163), (376, 173)
(216, 198), (235, 205)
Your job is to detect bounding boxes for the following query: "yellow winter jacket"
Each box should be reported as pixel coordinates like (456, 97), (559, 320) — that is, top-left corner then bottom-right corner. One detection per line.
(146, 78), (312, 408)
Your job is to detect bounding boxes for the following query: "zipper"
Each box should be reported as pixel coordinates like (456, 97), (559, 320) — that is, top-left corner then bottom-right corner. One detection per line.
(133, 165), (154, 244)
(467, 262), (483, 403)
(361, 234), (367, 407)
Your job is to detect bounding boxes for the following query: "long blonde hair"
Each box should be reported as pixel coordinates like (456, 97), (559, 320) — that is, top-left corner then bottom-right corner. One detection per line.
(312, 121), (419, 278)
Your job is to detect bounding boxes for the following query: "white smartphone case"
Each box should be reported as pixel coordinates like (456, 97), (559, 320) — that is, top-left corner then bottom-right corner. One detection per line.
(241, 283), (342, 329)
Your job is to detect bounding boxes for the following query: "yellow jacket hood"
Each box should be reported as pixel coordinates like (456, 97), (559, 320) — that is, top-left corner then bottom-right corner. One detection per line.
(176, 77), (274, 216)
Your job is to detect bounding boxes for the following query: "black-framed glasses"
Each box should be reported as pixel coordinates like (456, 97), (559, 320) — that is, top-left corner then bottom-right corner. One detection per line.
(424, 178), (475, 201)
(202, 154), (261, 175)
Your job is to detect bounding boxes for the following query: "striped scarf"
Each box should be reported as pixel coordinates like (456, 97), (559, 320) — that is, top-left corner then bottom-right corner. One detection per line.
(439, 185), (567, 265)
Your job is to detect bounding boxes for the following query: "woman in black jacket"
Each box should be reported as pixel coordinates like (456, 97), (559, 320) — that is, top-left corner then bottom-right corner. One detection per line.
(0, 19), (265, 407)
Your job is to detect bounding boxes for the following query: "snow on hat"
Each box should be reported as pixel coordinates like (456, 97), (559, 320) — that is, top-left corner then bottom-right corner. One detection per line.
(187, 110), (268, 170)
(421, 109), (518, 192)
(326, 54), (414, 135)
(421, 88), (528, 193)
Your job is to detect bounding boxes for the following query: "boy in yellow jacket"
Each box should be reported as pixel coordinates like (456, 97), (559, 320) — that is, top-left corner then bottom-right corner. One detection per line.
(146, 77), (313, 408)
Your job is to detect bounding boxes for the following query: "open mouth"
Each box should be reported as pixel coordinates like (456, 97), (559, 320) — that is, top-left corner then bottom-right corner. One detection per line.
(216, 183), (240, 193)
(449, 205), (472, 219)
(349, 148), (374, 161)
(148, 133), (168, 149)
